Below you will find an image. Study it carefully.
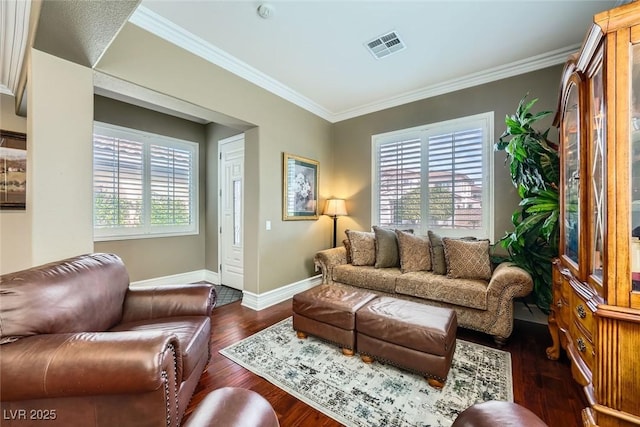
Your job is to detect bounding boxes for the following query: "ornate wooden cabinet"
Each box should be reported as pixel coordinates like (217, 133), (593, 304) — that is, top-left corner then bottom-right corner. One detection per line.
(548, 2), (640, 426)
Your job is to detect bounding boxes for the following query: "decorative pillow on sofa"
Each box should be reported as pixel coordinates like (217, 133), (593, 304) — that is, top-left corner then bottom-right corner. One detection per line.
(342, 239), (353, 264)
(428, 231), (447, 275)
(395, 230), (431, 273)
(442, 238), (492, 280)
(373, 226), (402, 268)
(345, 229), (376, 266)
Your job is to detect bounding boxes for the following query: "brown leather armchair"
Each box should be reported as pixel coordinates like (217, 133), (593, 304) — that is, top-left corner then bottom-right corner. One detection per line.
(0, 253), (215, 427)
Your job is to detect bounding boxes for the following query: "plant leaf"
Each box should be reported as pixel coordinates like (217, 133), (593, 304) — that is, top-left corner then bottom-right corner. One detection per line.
(494, 93), (560, 312)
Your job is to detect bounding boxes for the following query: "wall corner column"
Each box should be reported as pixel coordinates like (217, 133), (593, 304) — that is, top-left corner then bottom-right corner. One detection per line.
(27, 49), (94, 265)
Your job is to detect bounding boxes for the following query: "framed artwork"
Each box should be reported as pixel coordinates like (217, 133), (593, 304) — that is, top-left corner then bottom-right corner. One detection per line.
(0, 130), (27, 210)
(283, 152), (319, 220)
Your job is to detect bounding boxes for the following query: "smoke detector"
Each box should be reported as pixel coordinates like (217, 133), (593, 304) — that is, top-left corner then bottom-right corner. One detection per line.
(366, 31), (406, 59)
(257, 3), (275, 19)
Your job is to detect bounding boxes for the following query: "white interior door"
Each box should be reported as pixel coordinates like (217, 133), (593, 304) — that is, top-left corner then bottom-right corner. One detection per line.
(219, 134), (244, 290)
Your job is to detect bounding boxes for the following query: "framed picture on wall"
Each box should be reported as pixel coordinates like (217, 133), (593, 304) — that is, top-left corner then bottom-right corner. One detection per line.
(0, 130), (27, 210)
(283, 152), (319, 220)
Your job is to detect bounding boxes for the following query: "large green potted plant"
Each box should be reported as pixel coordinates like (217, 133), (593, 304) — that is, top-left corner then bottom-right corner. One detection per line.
(495, 94), (560, 313)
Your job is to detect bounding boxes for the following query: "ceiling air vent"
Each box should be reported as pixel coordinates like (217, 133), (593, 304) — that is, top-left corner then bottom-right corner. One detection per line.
(366, 31), (406, 59)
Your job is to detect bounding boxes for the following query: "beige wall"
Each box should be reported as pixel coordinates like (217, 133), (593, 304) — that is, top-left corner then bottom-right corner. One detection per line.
(204, 123), (243, 272)
(96, 24), (333, 294)
(0, 94), (30, 273)
(244, 127), (261, 290)
(28, 49), (94, 266)
(331, 65), (562, 244)
(93, 95), (208, 281)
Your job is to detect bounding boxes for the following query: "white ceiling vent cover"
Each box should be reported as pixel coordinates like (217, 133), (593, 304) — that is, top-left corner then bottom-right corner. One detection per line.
(366, 31), (406, 59)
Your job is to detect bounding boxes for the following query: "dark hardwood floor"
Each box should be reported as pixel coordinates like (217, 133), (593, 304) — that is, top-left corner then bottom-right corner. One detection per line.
(184, 299), (586, 427)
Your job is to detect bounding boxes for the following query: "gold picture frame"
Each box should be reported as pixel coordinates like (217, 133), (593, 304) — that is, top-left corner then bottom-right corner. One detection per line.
(283, 152), (319, 220)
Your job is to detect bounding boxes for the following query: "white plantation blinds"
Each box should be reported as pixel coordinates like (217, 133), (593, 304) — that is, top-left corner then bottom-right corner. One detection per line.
(149, 145), (193, 226)
(373, 113), (493, 239)
(93, 134), (144, 227)
(93, 123), (198, 240)
(428, 128), (484, 229)
(377, 135), (422, 227)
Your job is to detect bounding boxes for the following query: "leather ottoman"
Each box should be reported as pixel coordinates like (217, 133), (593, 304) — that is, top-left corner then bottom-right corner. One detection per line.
(356, 296), (457, 388)
(292, 284), (377, 355)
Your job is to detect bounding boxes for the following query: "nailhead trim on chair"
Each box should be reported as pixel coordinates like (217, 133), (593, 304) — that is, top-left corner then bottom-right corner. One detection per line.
(170, 344), (179, 427)
(161, 343), (180, 427)
(162, 371), (171, 427)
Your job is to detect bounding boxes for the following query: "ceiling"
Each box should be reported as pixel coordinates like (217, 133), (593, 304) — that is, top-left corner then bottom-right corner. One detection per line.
(1, 1), (624, 123)
(130, 0), (621, 122)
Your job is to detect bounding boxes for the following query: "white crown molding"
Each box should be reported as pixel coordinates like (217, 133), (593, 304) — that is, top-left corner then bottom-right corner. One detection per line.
(128, 6), (334, 122)
(0, 0), (31, 97)
(331, 44), (579, 122)
(129, 5), (577, 124)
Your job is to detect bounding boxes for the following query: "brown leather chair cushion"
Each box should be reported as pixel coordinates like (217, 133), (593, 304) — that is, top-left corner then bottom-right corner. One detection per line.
(452, 400), (548, 427)
(183, 387), (279, 427)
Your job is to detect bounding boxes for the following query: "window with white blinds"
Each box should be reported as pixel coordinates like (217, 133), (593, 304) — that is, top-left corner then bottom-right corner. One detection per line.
(93, 123), (198, 240)
(372, 112), (494, 239)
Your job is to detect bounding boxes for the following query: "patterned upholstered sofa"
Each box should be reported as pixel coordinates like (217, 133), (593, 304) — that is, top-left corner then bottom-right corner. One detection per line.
(313, 228), (533, 345)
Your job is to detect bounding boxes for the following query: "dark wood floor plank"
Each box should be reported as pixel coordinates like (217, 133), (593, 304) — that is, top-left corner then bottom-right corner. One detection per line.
(184, 299), (585, 427)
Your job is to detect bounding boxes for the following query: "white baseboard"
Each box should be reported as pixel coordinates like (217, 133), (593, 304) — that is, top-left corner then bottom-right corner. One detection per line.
(242, 274), (322, 311)
(129, 269), (318, 312)
(514, 301), (548, 325)
(130, 269), (219, 288)
(204, 270), (220, 285)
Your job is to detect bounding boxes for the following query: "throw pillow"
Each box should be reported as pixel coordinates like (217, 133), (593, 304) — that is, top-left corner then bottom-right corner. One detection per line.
(395, 230), (431, 273)
(373, 226), (400, 268)
(428, 230), (447, 275)
(345, 229), (376, 266)
(342, 239), (353, 264)
(442, 238), (492, 280)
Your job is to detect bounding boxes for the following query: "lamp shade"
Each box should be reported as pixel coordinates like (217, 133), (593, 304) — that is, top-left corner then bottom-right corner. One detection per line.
(323, 199), (348, 217)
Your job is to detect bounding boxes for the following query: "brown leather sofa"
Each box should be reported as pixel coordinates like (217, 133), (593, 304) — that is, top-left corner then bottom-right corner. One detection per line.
(0, 253), (215, 427)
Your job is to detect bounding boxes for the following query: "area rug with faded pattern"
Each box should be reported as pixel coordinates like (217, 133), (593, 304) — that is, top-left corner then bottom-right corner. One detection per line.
(219, 317), (513, 427)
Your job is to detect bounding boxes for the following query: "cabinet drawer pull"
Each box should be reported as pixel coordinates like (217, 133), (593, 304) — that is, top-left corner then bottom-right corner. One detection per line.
(577, 338), (587, 353)
(576, 304), (586, 319)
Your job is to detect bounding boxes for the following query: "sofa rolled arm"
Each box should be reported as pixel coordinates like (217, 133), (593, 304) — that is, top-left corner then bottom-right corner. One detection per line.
(0, 331), (181, 401)
(487, 262), (534, 298)
(122, 284), (215, 323)
(314, 246), (348, 284)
